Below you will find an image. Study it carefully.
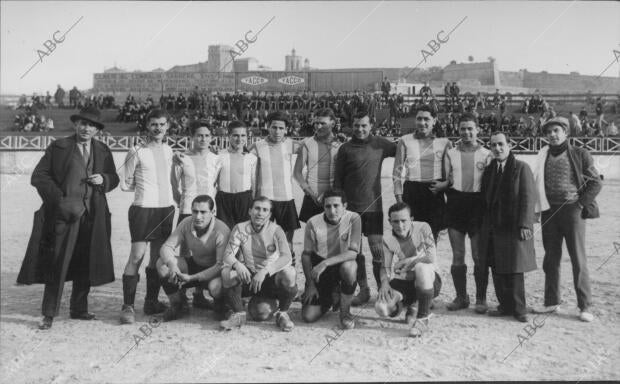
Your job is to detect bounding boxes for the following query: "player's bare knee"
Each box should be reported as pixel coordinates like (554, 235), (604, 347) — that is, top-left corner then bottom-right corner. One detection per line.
(126, 252), (145, 268)
(414, 264), (435, 290)
(276, 266), (296, 287)
(208, 277), (223, 298)
(221, 268), (237, 288)
(339, 260), (357, 284)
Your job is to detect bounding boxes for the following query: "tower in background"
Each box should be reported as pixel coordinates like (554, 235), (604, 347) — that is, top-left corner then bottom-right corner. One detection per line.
(285, 48), (303, 71)
(208, 45), (234, 72)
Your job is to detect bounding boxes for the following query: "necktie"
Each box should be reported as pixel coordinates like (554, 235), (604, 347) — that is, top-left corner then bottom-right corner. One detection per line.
(82, 143), (89, 165)
(491, 162), (503, 198)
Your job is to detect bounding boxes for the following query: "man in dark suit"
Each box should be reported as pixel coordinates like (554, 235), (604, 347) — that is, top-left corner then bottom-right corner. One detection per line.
(478, 132), (537, 322)
(18, 106), (119, 330)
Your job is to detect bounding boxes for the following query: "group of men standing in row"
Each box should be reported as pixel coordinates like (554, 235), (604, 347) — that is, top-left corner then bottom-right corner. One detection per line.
(19, 102), (602, 337)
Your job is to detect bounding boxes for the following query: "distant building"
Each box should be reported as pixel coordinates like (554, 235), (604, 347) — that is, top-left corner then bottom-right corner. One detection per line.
(168, 61), (209, 73)
(285, 48), (303, 71)
(208, 45), (234, 72)
(234, 58), (270, 72)
(103, 66), (127, 73)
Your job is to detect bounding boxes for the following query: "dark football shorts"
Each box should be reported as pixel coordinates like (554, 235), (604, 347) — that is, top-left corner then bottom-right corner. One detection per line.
(298, 194), (324, 223)
(306, 253), (357, 310)
(240, 272), (279, 299)
(389, 272), (442, 305)
(445, 189), (484, 236)
(270, 199), (301, 232)
(355, 211), (384, 237)
(128, 205), (175, 242)
(216, 190), (253, 230)
(402, 180), (446, 239)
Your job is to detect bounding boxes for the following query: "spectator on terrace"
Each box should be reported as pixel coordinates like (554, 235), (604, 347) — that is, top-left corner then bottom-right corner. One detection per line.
(492, 89), (501, 108)
(594, 114), (608, 134)
(450, 82), (460, 101)
(420, 82), (433, 100)
(381, 77), (391, 102)
(444, 83), (451, 100)
(54, 85), (66, 107)
(69, 86), (81, 108)
(176, 93), (187, 111)
(595, 97), (604, 116)
(44, 116), (55, 132)
(606, 121), (618, 137)
(569, 112), (582, 136)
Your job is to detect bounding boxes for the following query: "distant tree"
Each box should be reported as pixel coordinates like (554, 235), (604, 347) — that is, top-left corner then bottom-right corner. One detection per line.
(468, 56), (474, 62)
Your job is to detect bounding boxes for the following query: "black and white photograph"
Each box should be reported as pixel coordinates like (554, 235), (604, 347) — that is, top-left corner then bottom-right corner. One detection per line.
(1, 0), (619, 382)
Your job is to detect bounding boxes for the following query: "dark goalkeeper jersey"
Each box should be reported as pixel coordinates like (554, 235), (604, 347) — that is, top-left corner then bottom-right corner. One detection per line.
(334, 135), (396, 212)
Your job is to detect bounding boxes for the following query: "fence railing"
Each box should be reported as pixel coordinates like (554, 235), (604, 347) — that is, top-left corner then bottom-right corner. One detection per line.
(1, 134), (618, 154)
(403, 93), (619, 105)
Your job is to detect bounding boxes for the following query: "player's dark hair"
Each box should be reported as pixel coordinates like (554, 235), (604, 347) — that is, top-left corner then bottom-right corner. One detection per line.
(388, 202), (411, 218)
(490, 131), (510, 142)
(352, 108), (370, 122)
(458, 112), (478, 125)
(322, 189), (347, 205)
(252, 196), (273, 211)
(415, 104), (437, 118)
(315, 108), (336, 122)
(192, 194), (215, 210)
(227, 120), (247, 135)
(190, 119), (211, 136)
(266, 111), (290, 127)
(146, 109), (169, 122)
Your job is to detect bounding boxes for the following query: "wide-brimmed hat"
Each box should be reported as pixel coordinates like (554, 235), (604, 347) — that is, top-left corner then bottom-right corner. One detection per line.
(70, 106), (104, 129)
(541, 117), (569, 133)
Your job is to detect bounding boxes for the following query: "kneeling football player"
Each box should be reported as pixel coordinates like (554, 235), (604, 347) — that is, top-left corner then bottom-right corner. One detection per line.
(375, 202), (442, 337)
(219, 197), (297, 332)
(157, 195), (230, 321)
(301, 189), (360, 329)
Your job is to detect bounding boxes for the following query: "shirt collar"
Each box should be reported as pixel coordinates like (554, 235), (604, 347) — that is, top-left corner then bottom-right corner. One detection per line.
(191, 217), (215, 241)
(76, 140), (92, 152)
(392, 227), (412, 241)
(248, 220), (270, 235)
(496, 158), (507, 171)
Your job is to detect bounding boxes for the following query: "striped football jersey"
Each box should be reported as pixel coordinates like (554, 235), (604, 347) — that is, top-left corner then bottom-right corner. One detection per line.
(121, 143), (176, 207)
(304, 210), (361, 259)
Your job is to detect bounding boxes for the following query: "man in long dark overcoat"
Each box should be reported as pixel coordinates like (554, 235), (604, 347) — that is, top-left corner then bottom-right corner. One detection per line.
(17, 106), (119, 330)
(478, 131), (537, 323)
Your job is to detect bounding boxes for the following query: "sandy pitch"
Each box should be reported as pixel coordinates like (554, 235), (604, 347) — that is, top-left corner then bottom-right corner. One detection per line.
(1, 173), (619, 383)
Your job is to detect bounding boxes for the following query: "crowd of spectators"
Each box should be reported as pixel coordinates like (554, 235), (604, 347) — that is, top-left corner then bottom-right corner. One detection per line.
(126, 88), (396, 137)
(9, 84), (619, 138)
(13, 111), (54, 132)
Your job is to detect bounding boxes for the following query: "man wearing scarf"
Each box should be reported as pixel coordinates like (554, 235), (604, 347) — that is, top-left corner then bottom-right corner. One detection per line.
(479, 132), (537, 323)
(532, 117), (602, 322)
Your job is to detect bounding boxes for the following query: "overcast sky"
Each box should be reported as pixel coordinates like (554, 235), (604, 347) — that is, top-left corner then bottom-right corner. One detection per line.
(1, 0), (618, 95)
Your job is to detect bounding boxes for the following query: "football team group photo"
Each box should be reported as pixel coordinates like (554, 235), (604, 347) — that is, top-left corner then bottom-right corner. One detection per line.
(1, 1), (619, 382)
